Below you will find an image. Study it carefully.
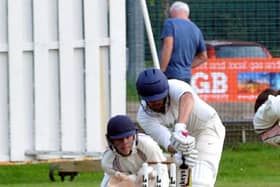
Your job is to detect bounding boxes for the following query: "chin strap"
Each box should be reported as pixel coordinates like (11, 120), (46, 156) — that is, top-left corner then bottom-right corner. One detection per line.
(140, 96), (170, 116)
(107, 134), (138, 157)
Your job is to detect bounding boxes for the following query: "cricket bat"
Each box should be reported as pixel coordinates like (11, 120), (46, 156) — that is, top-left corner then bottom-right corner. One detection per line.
(176, 156), (192, 187)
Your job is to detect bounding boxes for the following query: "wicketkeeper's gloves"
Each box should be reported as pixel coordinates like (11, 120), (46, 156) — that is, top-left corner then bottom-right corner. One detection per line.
(170, 123), (195, 153)
(108, 172), (137, 187)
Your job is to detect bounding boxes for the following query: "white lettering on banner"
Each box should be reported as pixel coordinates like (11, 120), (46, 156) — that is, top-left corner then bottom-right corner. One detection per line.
(191, 72), (228, 94)
(238, 95), (257, 100)
(209, 61), (226, 70)
(191, 72), (210, 93)
(228, 62), (247, 69)
(197, 62), (208, 69)
(212, 72), (228, 93)
(249, 62), (263, 71)
(264, 61), (280, 69)
(199, 94), (229, 100)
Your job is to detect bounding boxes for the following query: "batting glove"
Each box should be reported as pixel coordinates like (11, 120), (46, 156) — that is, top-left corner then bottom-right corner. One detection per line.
(170, 123), (195, 152)
(173, 150), (198, 168)
(183, 149), (198, 168)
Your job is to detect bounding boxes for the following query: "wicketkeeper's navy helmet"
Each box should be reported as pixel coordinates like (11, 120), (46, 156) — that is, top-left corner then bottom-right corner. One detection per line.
(136, 68), (169, 102)
(106, 115), (138, 156)
(106, 115), (136, 140)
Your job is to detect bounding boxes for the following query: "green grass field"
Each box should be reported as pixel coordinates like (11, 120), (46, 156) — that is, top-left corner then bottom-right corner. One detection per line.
(216, 143), (280, 187)
(0, 143), (279, 187)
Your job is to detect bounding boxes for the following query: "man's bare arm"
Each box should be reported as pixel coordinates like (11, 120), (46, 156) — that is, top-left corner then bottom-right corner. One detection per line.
(191, 51), (207, 68)
(177, 92), (194, 124)
(160, 36), (173, 72)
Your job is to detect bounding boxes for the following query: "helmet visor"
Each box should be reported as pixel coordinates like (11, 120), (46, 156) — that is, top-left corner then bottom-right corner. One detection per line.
(109, 130), (136, 140)
(141, 89), (168, 102)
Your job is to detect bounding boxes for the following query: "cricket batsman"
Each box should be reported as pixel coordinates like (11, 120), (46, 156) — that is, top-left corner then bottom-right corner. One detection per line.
(100, 115), (169, 187)
(136, 68), (225, 187)
(253, 88), (280, 146)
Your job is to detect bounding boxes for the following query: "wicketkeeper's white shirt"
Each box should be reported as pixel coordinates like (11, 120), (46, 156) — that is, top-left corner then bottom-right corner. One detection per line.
(101, 133), (166, 176)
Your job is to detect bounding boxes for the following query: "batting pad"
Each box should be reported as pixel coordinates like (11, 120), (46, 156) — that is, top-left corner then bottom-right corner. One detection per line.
(192, 160), (215, 187)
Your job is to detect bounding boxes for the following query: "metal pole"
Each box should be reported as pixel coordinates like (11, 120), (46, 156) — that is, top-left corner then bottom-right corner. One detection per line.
(139, 0), (160, 69)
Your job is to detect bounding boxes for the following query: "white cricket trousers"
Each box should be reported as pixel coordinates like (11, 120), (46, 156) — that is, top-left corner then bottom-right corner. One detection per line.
(191, 115), (225, 187)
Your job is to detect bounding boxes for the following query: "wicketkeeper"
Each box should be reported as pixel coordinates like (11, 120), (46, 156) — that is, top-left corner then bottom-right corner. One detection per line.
(100, 115), (169, 187)
(136, 68), (225, 187)
(254, 88), (280, 146)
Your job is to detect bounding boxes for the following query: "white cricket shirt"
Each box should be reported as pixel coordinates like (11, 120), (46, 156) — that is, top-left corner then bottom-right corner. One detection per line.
(253, 95), (280, 134)
(101, 133), (166, 176)
(137, 79), (218, 150)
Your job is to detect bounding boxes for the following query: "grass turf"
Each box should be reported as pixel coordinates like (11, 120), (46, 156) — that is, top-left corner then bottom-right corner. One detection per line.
(0, 143), (279, 186)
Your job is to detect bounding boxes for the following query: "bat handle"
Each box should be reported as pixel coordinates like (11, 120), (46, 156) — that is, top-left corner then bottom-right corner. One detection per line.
(180, 155), (189, 169)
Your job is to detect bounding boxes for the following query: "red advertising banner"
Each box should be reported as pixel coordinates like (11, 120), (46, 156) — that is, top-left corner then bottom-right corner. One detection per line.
(191, 58), (280, 102)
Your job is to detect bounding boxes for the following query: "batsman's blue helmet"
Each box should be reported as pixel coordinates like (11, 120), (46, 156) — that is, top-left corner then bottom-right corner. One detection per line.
(106, 115), (136, 140)
(136, 68), (169, 102)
